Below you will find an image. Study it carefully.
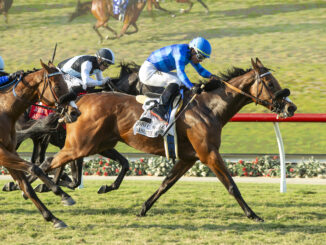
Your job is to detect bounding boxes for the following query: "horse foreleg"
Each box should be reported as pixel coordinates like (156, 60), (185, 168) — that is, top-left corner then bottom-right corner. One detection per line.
(124, 23), (138, 36)
(0, 149), (75, 206)
(104, 25), (118, 40)
(152, 1), (175, 17)
(97, 149), (129, 194)
(93, 24), (105, 43)
(138, 159), (195, 216)
(205, 151), (263, 222)
(6, 168), (67, 228)
(197, 0), (209, 14)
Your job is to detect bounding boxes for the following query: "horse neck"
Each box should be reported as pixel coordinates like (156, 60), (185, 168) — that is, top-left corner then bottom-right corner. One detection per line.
(8, 70), (43, 121)
(203, 71), (256, 126)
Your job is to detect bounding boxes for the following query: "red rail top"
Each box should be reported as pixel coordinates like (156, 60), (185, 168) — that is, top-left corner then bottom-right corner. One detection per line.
(230, 113), (326, 122)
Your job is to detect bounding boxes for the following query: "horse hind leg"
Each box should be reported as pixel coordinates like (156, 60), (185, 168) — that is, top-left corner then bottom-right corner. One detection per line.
(104, 25), (118, 40)
(8, 169), (67, 228)
(124, 23), (138, 35)
(138, 159), (195, 216)
(97, 149), (129, 194)
(197, 0), (209, 14)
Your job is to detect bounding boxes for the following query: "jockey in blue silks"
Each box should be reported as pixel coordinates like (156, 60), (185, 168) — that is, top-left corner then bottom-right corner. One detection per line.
(139, 37), (218, 124)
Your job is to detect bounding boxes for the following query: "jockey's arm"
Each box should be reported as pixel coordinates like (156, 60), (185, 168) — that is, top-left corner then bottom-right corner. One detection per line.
(80, 61), (106, 89)
(191, 61), (211, 78)
(175, 60), (194, 90)
(0, 75), (9, 85)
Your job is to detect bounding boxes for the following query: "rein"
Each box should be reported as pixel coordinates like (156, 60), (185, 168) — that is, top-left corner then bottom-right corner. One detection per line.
(12, 70), (65, 113)
(220, 71), (273, 107)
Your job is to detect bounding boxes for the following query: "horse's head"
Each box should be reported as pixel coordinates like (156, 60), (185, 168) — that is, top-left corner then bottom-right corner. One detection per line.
(249, 58), (297, 118)
(39, 60), (81, 123)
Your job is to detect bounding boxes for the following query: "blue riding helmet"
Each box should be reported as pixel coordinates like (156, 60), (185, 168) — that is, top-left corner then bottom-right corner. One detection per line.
(189, 37), (212, 58)
(0, 56), (4, 71)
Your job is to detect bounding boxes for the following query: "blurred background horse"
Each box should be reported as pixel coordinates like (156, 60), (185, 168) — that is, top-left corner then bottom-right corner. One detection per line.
(0, 0), (13, 23)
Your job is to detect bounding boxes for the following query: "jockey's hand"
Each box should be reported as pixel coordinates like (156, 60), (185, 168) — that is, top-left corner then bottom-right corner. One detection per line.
(210, 74), (221, 81)
(102, 77), (111, 86)
(82, 83), (87, 91)
(9, 70), (23, 80)
(191, 84), (204, 95)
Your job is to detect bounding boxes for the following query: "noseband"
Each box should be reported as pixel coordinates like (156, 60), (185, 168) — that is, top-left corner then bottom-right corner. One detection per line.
(12, 70), (69, 116)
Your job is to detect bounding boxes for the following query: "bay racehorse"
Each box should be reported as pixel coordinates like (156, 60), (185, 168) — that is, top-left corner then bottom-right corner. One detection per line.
(92, 0), (148, 42)
(0, 60), (80, 228)
(0, 0), (13, 23)
(39, 58), (297, 221)
(3, 62), (156, 193)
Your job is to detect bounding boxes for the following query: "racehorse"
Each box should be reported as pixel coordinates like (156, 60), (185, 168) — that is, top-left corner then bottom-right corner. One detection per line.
(68, 0), (92, 22)
(91, 0), (148, 42)
(0, 0), (13, 23)
(0, 60), (80, 228)
(3, 62), (154, 193)
(38, 58), (297, 221)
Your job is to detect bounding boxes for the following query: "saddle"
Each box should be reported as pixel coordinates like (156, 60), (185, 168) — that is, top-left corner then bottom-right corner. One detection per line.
(133, 91), (184, 160)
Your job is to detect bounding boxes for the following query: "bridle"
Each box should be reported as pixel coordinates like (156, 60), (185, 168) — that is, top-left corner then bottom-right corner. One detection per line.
(220, 69), (287, 113)
(12, 69), (68, 115)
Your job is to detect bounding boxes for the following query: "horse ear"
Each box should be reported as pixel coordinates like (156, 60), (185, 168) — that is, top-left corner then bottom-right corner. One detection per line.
(40, 59), (50, 73)
(251, 58), (258, 71)
(255, 57), (264, 68)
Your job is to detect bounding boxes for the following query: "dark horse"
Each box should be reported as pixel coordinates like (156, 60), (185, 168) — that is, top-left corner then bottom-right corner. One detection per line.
(91, 0), (148, 42)
(4, 62), (153, 193)
(0, 0), (13, 23)
(38, 58), (297, 221)
(0, 60), (80, 228)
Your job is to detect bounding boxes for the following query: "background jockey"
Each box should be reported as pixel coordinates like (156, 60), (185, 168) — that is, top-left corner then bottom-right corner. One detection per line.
(57, 48), (115, 94)
(139, 37), (219, 124)
(0, 56), (22, 85)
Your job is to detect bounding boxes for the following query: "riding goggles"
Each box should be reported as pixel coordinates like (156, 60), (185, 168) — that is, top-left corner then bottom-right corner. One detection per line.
(195, 51), (206, 61)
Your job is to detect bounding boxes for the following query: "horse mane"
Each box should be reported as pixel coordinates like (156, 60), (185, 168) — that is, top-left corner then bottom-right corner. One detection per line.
(118, 61), (140, 75)
(219, 67), (252, 82)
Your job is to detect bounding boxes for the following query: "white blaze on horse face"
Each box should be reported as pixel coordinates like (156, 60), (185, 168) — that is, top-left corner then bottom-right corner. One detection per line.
(285, 97), (292, 103)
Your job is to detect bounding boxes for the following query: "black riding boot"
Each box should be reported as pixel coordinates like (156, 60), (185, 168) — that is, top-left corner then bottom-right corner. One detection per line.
(150, 83), (179, 124)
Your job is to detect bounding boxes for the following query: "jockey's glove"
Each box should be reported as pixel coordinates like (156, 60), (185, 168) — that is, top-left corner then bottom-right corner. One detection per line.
(9, 70), (23, 80)
(191, 84), (204, 95)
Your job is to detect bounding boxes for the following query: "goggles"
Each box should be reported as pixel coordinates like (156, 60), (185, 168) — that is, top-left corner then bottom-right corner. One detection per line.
(195, 51), (206, 61)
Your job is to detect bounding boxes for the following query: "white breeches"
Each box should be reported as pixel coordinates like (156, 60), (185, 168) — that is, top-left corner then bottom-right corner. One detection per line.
(139, 61), (181, 88)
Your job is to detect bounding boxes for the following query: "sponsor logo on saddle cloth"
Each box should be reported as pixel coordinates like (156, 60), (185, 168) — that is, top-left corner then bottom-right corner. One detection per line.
(29, 102), (54, 120)
(133, 93), (183, 160)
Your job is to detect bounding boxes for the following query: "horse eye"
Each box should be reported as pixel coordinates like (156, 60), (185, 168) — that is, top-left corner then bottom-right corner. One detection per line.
(268, 82), (274, 89)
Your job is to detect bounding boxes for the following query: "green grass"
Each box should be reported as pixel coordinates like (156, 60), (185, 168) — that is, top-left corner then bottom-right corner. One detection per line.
(0, 180), (326, 244)
(2, 0), (326, 153)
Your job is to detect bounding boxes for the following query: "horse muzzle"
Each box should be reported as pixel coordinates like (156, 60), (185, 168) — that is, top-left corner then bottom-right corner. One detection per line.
(271, 89), (297, 118)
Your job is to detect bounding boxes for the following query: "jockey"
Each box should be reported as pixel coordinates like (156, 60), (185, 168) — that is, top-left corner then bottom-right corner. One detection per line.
(0, 56), (22, 85)
(139, 37), (218, 124)
(57, 48), (115, 94)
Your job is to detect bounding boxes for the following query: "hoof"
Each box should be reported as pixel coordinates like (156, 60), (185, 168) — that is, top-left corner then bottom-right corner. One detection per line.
(53, 220), (68, 229)
(249, 214), (264, 222)
(2, 182), (19, 192)
(62, 196), (76, 206)
(22, 191), (28, 200)
(34, 184), (50, 193)
(97, 185), (110, 194)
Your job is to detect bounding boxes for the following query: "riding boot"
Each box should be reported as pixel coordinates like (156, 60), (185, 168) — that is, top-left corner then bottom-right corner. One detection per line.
(150, 83), (179, 124)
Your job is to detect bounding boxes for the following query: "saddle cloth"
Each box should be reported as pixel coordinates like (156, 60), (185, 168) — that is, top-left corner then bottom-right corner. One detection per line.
(29, 102), (54, 120)
(133, 94), (182, 160)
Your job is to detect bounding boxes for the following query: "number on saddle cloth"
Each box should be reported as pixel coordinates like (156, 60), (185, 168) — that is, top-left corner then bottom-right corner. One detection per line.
(29, 103), (54, 120)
